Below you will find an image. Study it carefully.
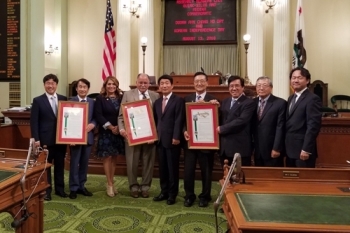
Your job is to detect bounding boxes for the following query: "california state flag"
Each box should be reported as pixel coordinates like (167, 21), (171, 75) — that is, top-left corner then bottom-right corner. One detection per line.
(292, 0), (306, 68)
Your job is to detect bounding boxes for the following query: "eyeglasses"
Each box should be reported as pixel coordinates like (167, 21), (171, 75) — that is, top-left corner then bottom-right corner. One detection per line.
(194, 80), (207, 84)
(256, 84), (270, 89)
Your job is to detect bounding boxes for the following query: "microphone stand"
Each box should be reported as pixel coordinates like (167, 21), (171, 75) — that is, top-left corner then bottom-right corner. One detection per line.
(11, 139), (35, 228)
(213, 158), (237, 233)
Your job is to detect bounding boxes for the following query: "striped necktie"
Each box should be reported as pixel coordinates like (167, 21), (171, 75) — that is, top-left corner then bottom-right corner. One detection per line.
(258, 99), (265, 120)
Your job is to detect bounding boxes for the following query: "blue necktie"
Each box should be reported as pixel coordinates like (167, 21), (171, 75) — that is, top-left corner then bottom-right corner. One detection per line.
(51, 96), (57, 116)
(230, 99), (236, 109)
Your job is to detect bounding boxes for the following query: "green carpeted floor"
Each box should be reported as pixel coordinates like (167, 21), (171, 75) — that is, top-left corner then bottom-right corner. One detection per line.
(0, 172), (227, 233)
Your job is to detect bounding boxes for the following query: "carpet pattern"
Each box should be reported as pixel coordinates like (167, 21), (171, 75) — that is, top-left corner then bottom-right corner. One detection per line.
(0, 173), (227, 233)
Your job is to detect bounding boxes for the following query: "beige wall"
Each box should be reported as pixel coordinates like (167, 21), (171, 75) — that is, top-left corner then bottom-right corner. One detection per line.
(1, 0), (350, 113)
(302, 0), (350, 106)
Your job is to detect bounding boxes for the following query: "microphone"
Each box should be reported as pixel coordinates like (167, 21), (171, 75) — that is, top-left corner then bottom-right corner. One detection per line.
(11, 210), (32, 228)
(200, 67), (205, 73)
(213, 153), (242, 233)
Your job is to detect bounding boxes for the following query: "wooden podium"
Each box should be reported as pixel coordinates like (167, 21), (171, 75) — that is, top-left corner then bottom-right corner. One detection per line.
(0, 148), (50, 233)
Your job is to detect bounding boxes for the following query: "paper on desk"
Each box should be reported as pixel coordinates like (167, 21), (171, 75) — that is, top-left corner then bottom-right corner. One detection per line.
(8, 107), (27, 111)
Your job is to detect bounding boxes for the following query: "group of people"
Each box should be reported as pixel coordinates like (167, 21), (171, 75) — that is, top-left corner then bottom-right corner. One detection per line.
(30, 66), (322, 208)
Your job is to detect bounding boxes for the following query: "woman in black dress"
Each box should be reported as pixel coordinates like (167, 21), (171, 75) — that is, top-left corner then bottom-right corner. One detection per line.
(94, 76), (125, 197)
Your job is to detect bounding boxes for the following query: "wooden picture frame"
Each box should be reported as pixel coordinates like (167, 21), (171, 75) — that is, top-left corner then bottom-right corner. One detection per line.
(56, 101), (88, 144)
(186, 102), (219, 149)
(121, 99), (158, 146)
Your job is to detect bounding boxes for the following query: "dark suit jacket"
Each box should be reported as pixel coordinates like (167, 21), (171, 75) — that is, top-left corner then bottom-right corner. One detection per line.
(219, 94), (255, 158)
(252, 95), (287, 160)
(153, 93), (185, 148)
(30, 93), (67, 146)
(285, 89), (322, 159)
(70, 96), (96, 145)
(94, 94), (121, 131)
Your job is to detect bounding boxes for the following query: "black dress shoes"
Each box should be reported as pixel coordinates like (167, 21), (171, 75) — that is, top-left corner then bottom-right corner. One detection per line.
(77, 188), (93, 196)
(44, 194), (52, 201)
(153, 193), (168, 202)
(69, 191), (77, 199)
(55, 191), (68, 198)
(167, 197), (176, 205)
(199, 199), (209, 207)
(184, 198), (195, 207)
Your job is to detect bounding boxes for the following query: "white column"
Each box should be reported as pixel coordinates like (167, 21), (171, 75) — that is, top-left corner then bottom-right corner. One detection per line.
(138, 0), (154, 76)
(54, 0), (68, 96)
(272, 0), (290, 100)
(246, 0), (264, 84)
(27, 0), (46, 101)
(117, 0), (131, 91)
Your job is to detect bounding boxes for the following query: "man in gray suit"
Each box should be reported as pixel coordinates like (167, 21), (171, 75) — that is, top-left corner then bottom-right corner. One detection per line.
(118, 73), (160, 198)
(69, 78), (96, 199)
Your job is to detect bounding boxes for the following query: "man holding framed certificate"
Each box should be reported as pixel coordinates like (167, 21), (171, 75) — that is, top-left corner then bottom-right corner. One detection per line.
(118, 73), (159, 198)
(183, 72), (220, 208)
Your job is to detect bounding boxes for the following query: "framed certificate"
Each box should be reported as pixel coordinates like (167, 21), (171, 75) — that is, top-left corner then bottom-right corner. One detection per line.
(121, 99), (158, 146)
(56, 101), (88, 144)
(186, 102), (219, 149)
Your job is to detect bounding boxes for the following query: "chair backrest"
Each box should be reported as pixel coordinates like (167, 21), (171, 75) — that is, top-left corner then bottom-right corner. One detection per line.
(87, 93), (99, 99)
(330, 95), (350, 112)
(149, 76), (156, 85)
(309, 80), (328, 106)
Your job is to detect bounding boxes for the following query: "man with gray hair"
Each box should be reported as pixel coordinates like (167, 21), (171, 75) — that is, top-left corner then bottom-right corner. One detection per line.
(252, 76), (287, 167)
(118, 73), (160, 198)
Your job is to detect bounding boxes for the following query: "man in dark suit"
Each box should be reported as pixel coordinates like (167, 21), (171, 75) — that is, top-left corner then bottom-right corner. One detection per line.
(68, 78), (96, 199)
(252, 76), (287, 167)
(153, 74), (184, 205)
(118, 73), (160, 198)
(30, 74), (67, 201)
(183, 72), (220, 208)
(286, 67), (322, 168)
(217, 76), (255, 166)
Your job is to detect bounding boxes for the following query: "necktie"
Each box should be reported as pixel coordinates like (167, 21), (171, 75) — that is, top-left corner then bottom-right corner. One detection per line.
(162, 97), (168, 113)
(142, 93), (147, 100)
(51, 96), (57, 116)
(196, 95), (202, 102)
(230, 98), (236, 109)
(81, 99), (86, 102)
(258, 99), (265, 120)
(289, 94), (297, 113)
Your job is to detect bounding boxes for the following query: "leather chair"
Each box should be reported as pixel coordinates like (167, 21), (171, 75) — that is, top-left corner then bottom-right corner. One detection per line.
(331, 95), (350, 112)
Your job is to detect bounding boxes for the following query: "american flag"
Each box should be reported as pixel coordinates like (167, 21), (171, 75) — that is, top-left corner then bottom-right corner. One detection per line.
(102, 0), (116, 81)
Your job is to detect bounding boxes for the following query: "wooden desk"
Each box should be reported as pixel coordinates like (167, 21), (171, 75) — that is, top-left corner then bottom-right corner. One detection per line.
(317, 116), (350, 168)
(0, 148), (50, 233)
(130, 84), (257, 102)
(171, 75), (220, 85)
(222, 167), (350, 233)
(0, 111), (31, 149)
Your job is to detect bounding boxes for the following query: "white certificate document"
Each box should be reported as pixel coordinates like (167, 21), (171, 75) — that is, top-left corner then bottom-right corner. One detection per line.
(190, 108), (215, 143)
(61, 107), (84, 139)
(126, 105), (153, 139)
